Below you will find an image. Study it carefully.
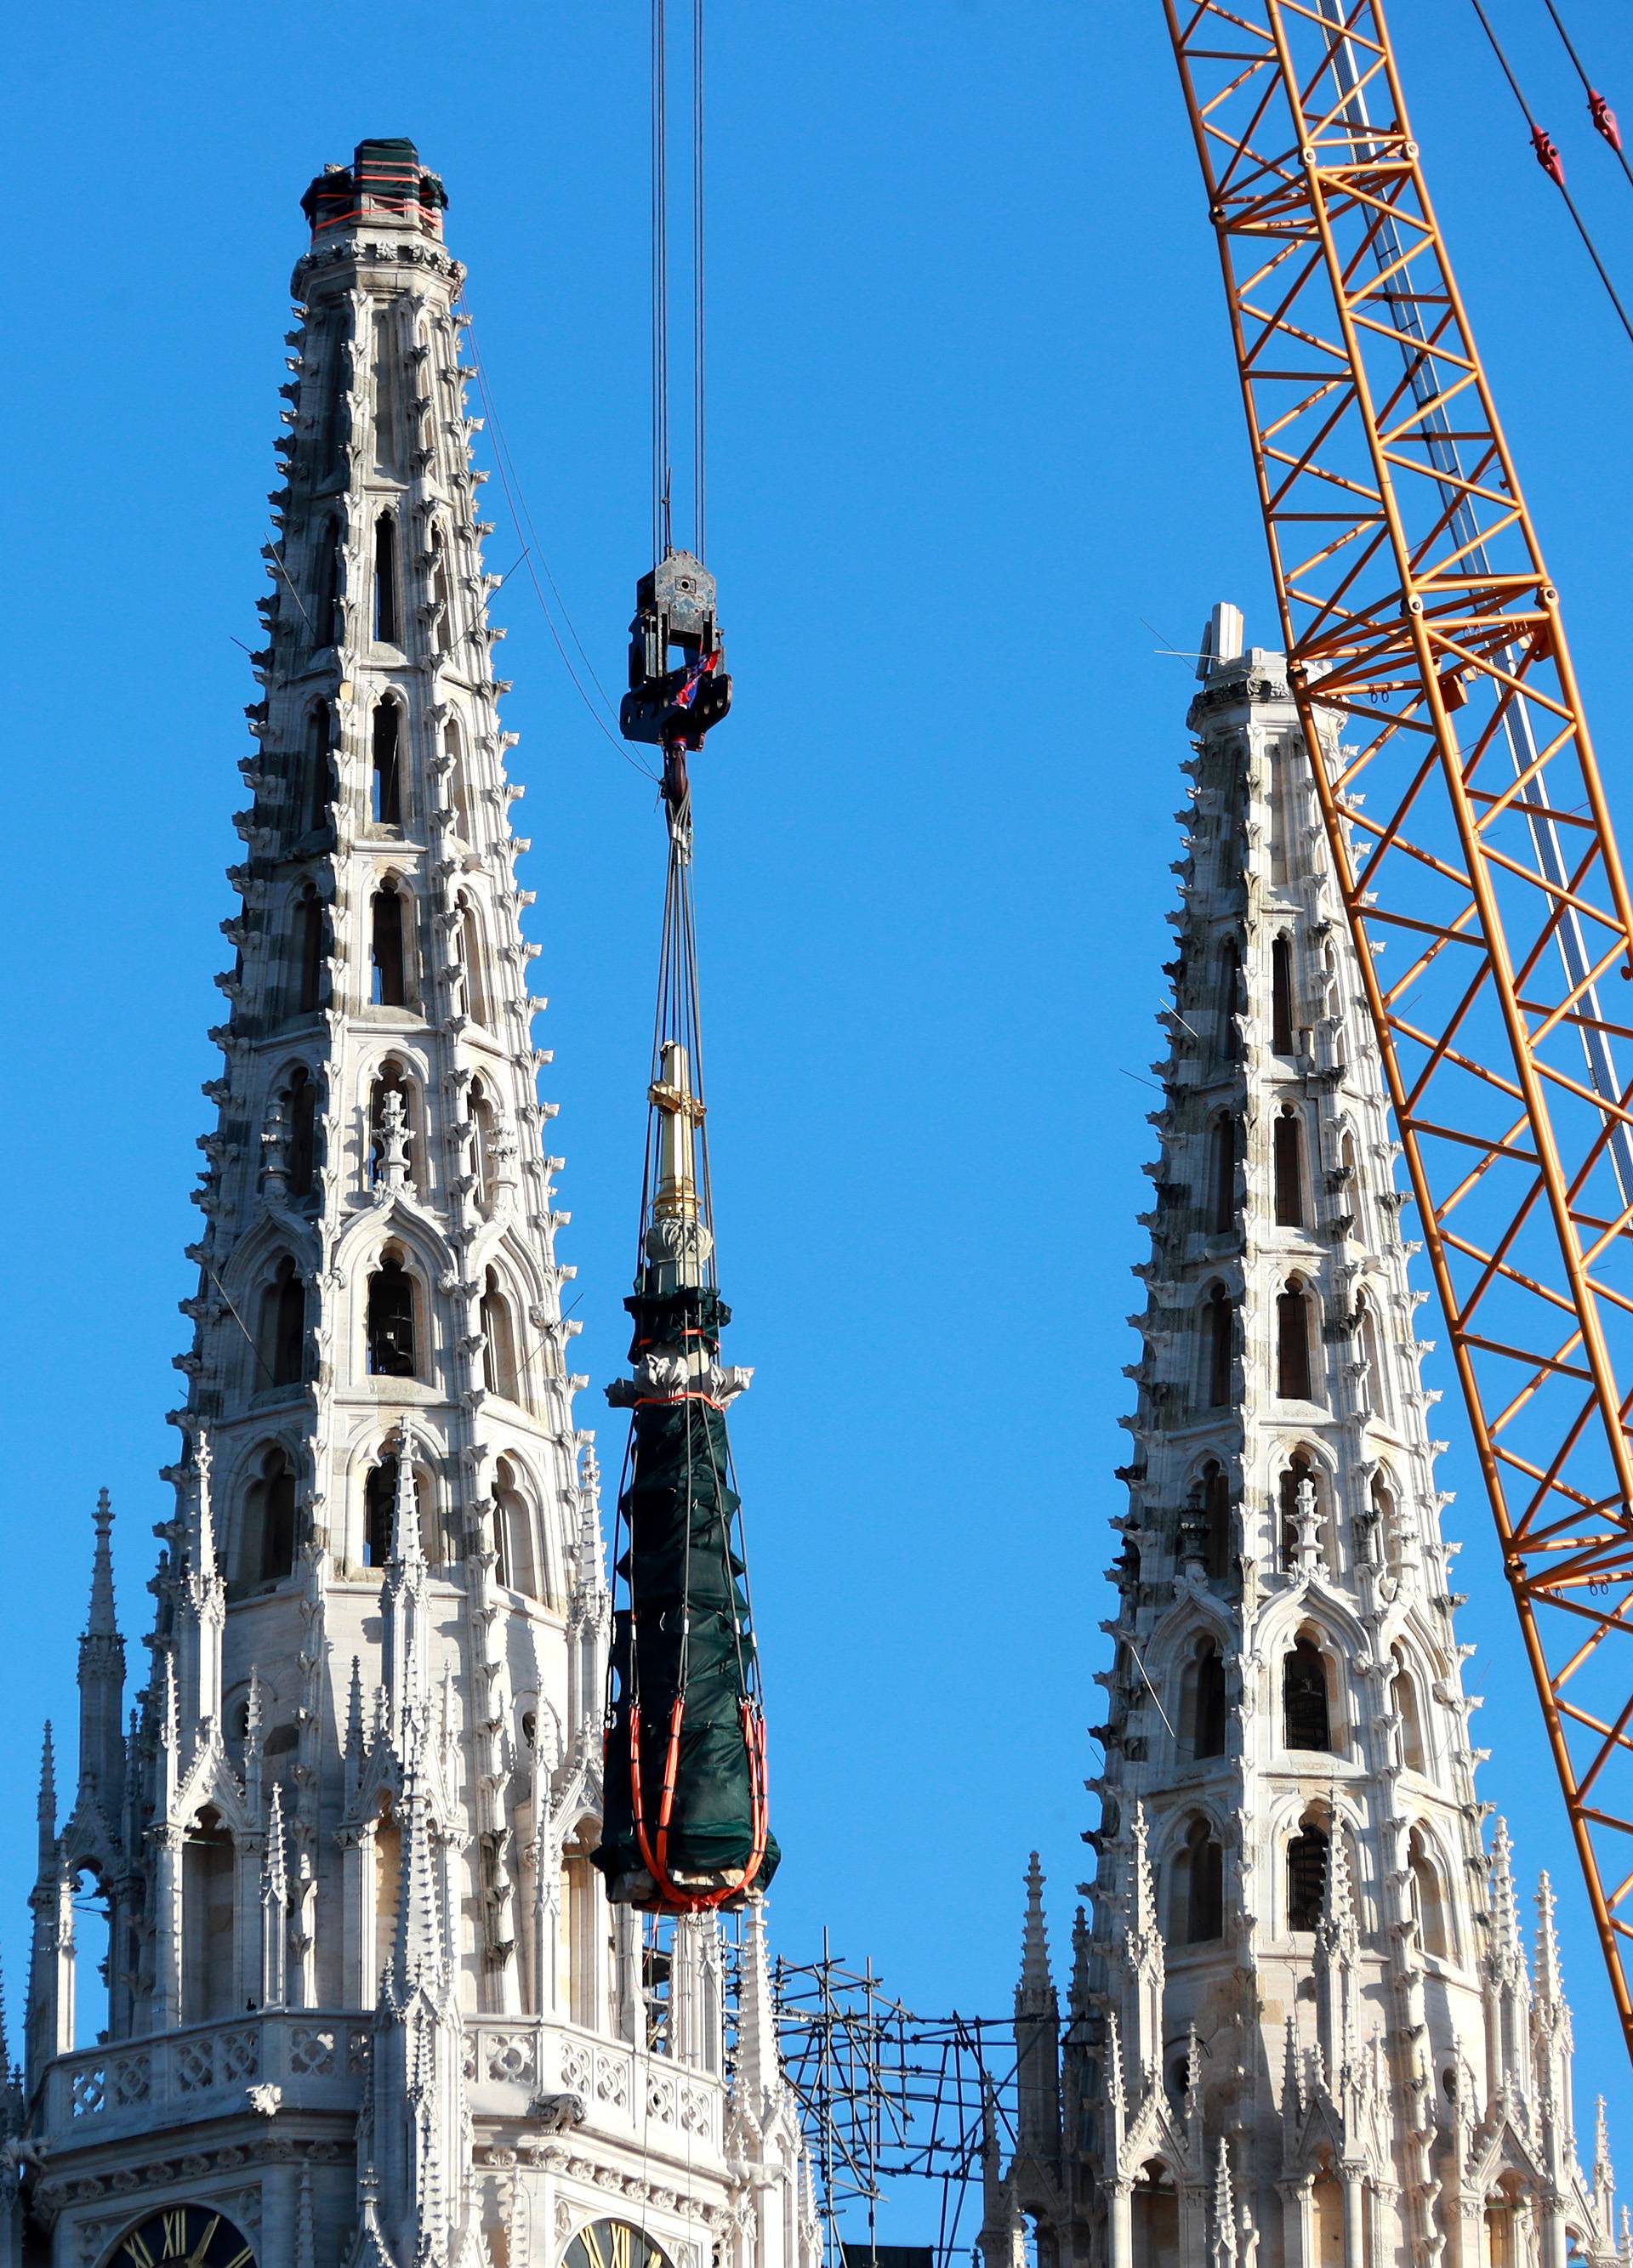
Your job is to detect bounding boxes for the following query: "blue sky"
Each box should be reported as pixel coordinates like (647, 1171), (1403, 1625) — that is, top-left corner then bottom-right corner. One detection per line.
(3, 0), (1632, 2220)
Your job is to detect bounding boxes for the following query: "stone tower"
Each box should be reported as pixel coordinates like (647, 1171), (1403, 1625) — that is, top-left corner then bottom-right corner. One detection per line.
(11, 139), (819, 2268)
(985, 609), (1626, 2267)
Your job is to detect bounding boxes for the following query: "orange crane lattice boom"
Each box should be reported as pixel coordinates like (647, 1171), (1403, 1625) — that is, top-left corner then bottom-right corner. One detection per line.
(1163, 0), (1633, 2057)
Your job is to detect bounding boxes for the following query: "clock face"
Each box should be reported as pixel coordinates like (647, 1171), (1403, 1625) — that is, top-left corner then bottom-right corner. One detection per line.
(565, 2220), (671, 2268)
(107, 2206), (255, 2268)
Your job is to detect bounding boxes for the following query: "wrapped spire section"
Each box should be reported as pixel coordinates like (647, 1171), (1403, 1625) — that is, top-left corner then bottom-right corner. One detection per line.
(596, 821), (776, 1908)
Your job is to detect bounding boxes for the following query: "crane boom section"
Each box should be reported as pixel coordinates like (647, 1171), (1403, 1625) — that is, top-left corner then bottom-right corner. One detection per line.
(1164, 0), (1633, 2056)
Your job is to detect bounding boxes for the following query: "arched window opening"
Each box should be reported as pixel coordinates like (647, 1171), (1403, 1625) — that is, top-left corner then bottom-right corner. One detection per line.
(364, 1455), (396, 1567)
(367, 1252), (418, 1378)
(481, 1270), (520, 1402)
(1201, 1460), (1231, 1581)
(1131, 2162), (1180, 2267)
(1170, 1817), (1224, 1944)
(371, 883), (409, 1009)
(1216, 938), (1243, 1062)
(459, 901), (488, 1026)
(1277, 1276), (1314, 1401)
(258, 1256), (307, 1390)
(316, 513), (342, 641)
(295, 887), (326, 1015)
(182, 1809), (236, 2024)
(372, 701), (403, 826)
(1269, 737), (1294, 885)
(373, 1804), (401, 1991)
(1409, 1828), (1450, 1958)
(1197, 1645), (1227, 1759)
(1208, 1114), (1237, 1235)
(445, 719), (474, 842)
(1181, 1637), (1227, 1760)
(369, 1061), (415, 1191)
(1283, 1636), (1333, 1753)
(1272, 933), (1296, 1054)
(244, 1447), (299, 1586)
(1359, 1296), (1387, 1418)
(69, 1866), (112, 2049)
(1370, 1469), (1398, 1572)
(283, 1066), (320, 1197)
(1392, 1655), (1427, 1773)
(372, 310), (404, 479)
(287, 1068), (318, 1199)
(469, 1078), (495, 1212)
(1203, 1283), (1232, 1409)
(1287, 1820), (1329, 1932)
(304, 703), (336, 834)
(1273, 1107), (1305, 1227)
(373, 514), (400, 645)
(493, 1456), (541, 1600)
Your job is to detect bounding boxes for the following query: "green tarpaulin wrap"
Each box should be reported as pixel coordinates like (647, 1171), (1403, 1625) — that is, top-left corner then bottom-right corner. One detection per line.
(594, 1283), (780, 1897)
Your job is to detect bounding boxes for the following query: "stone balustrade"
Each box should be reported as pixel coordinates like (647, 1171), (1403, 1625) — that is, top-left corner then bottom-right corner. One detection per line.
(47, 2014), (721, 2160)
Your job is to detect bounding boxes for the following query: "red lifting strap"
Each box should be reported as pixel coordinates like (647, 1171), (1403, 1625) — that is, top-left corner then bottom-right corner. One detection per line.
(626, 1698), (769, 1914)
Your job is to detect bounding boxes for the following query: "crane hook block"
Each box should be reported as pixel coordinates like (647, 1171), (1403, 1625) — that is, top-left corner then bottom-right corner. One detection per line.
(619, 549), (733, 753)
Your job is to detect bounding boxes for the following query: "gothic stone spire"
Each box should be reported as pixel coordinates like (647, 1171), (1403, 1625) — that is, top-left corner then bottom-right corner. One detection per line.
(1003, 604), (1621, 2265)
(13, 135), (819, 2268)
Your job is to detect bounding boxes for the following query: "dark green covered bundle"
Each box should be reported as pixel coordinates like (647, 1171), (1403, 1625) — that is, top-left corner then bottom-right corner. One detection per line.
(594, 1282), (779, 1903)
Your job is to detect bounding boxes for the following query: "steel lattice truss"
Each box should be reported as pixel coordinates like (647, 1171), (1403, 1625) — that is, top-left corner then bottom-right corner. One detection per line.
(1164, 0), (1633, 2054)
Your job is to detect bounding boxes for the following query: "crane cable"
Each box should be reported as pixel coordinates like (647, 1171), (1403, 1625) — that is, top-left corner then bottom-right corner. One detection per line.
(1467, 0), (1633, 348)
(1538, 0), (1633, 195)
(651, 0), (708, 566)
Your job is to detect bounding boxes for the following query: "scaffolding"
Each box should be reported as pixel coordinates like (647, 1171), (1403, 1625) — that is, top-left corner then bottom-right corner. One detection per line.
(767, 1939), (1031, 2268)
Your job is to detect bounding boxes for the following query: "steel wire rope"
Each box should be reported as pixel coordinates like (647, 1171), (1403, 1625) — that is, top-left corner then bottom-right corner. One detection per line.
(1539, 0), (1633, 192)
(693, 0), (708, 562)
(1468, 0), (1633, 346)
(653, 0), (671, 560)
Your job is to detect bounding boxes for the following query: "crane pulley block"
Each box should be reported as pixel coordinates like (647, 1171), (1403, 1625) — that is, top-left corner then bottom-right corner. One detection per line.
(619, 549), (733, 756)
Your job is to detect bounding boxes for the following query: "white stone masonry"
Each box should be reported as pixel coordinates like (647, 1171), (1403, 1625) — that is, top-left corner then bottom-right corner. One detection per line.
(985, 611), (1626, 2268)
(10, 139), (819, 2268)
